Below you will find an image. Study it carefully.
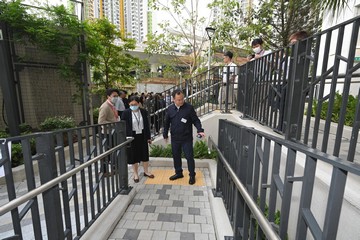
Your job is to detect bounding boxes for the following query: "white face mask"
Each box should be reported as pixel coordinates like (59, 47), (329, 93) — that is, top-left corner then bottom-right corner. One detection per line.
(111, 97), (118, 104)
(253, 46), (262, 54)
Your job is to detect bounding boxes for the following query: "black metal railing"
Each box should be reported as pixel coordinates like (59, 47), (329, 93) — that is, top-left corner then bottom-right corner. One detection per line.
(145, 65), (240, 137)
(210, 119), (360, 240)
(0, 121), (132, 239)
(237, 16), (360, 163)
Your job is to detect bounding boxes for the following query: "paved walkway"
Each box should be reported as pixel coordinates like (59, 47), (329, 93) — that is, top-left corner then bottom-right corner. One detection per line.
(108, 167), (217, 240)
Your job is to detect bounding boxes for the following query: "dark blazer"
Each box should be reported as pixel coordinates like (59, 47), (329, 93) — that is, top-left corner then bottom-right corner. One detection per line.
(121, 108), (151, 140)
(163, 102), (204, 142)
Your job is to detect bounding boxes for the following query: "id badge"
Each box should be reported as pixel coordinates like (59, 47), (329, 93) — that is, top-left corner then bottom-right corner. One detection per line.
(181, 118), (187, 123)
(136, 129), (142, 134)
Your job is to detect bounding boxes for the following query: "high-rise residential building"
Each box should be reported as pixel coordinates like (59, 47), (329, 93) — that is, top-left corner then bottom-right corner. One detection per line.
(124, 0), (148, 43)
(85, 0), (149, 44)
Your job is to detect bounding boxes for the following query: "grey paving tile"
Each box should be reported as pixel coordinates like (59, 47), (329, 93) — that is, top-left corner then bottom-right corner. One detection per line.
(188, 223), (202, 233)
(149, 221), (162, 230)
(123, 220), (139, 229)
(109, 228), (126, 238)
(162, 185), (172, 190)
(195, 233), (209, 240)
(162, 200), (173, 206)
(123, 212), (136, 220)
(183, 201), (194, 208)
(123, 229), (140, 240)
(188, 207), (200, 215)
(194, 201), (205, 208)
(159, 194), (170, 200)
(157, 213), (170, 221)
(175, 222), (188, 232)
(182, 214), (194, 223)
(166, 206), (178, 214)
(195, 215), (207, 224)
(132, 205), (145, 212)
(144, 205), (156, 213)
(189, 196), (199, 201)
(156, 189), (167, 195)
(146, 213), (159, 221)
(136, 220), (150, 229)
(134, 212), (147, 220)
(162, 222), (175, 231)
(208, 234), (216, 240)
(149, 194), (159, 200)
(180, 232), (195, 240)
(172, 200), (184, 207)
(201, 224), (215, 234)
(138, 230), (154, 240)
(193, 190), (204, 196)
(142, 199), (153, 205)
(177, 207), (189, 215)
(169, 213), (183, 222)
(151, 230), (167, 240)
(152, 200), (164, 206)
(201, 209), (212, 217)
(155, 206), (166, 213)
(132, 198), (143, 205)
(166, 231), (181, 240)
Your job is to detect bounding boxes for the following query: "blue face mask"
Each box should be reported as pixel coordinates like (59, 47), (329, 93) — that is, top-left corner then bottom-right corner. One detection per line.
(130, 105), (139, 111)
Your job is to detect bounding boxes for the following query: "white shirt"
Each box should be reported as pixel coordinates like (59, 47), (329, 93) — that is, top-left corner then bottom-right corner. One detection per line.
(223, 62), (238, 84)
(132, 110), (144, 134)
(115, 97), (125, 111)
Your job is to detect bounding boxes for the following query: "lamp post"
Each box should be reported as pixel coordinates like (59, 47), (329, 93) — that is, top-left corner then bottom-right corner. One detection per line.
(205, 27), (216, 80)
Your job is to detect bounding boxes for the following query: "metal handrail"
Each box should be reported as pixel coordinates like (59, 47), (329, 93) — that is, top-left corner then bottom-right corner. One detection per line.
(0, 137), (134, 216)
(208, 135), (281, 240)
(148, 80), (221, 117)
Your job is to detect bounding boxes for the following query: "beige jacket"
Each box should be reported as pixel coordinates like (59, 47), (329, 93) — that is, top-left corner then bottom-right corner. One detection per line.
(98, 101), (118, 124)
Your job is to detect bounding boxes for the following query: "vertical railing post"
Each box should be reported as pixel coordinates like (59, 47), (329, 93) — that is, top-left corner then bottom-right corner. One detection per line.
(116, 121), (131, 194)
(243, 62), (254, 118)
(36, 133), (64, 240)
(284, 40), (307, 140)
(224, 66), (230, 113)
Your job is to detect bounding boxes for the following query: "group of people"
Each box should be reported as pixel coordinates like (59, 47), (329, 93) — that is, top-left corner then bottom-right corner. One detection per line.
(97, 30), (309, 185)
(98, 88), (204, 185)
(219, 31), (309, 108)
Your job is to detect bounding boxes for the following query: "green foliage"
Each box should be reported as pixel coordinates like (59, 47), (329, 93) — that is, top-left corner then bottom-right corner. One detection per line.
(19, 123), (32, 133)
(39, 116), (76, 131)
(149, 140), (217, 159)
(311, 92), (358, 126)
(193, 140), (217, 159)
(0, 0), (85, 83)
(93, 108), (99, 124)
(11, 143), (23, 167)
(149, 144), (173, 158)
(84, 18), (140, 90)
(146, 0), (208, 75)
(209, 0), (322, 51)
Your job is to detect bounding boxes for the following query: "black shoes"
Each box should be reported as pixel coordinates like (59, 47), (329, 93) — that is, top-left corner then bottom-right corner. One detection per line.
(189, 176), (196, 185)
(169, 174), (184, 181)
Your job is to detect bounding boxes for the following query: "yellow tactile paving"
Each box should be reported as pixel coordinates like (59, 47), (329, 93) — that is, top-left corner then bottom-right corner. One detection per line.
(144, 169), (205, 186)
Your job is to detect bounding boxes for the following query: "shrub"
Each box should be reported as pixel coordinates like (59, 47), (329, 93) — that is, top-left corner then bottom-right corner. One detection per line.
(311, 92), (358, 126)
(40, 116), (76, 131)
(11, 143), (23, 167)
(93, 108), (100, 124)
(149, 140), (217, 159)
(19, 123), (33, 133)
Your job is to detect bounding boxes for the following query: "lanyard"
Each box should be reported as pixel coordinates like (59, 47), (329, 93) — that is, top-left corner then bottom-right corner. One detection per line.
(132, 111), (141, 128)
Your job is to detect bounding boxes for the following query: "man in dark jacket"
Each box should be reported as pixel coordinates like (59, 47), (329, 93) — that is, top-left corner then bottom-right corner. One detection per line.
(163, 89), (205, 185)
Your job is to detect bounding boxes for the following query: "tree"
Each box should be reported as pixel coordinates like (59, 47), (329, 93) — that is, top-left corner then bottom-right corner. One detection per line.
(209, 0), (322, 51)
(146, 0), (211, 76)
(85, 18), (141, 90)
(209, 0), (349, 53)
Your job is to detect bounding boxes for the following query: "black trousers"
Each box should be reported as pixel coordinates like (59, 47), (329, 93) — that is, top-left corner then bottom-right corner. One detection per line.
(171, 140), (196, 177)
